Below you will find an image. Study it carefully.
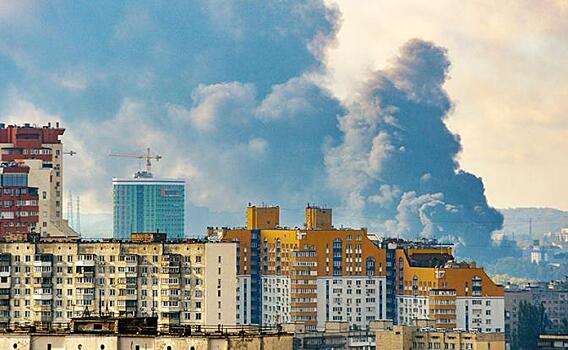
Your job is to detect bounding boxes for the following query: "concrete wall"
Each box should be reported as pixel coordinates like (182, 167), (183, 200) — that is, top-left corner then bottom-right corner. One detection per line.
(1, 333), (293, 350)
(204, 242), (237, 326)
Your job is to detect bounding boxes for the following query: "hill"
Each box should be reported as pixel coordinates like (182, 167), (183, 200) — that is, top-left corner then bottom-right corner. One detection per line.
(499, 207), (568, 240)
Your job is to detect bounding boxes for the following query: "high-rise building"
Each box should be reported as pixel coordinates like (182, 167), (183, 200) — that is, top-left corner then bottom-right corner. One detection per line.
(210, 205), (388, 331)
(210, 204), (505, 333)
(0, 162), (39, 237)
(0, 123), (77, 239)
(0, 232), (236, 330)
(113, 174), (185, 240)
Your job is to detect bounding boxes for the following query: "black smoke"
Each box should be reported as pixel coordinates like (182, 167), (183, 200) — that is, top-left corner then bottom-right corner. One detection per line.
(326, 39), (503, 258)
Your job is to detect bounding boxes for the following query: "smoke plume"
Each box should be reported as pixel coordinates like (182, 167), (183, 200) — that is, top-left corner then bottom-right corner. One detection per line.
(326, 39), (503, 255)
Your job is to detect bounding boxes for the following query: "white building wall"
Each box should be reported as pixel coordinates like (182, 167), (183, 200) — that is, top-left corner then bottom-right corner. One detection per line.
(204, 242), (237, 326)
(236, 275), (252, 325)
(456, 297), (505, 333)
(316, 276), (386, 331)
(396, 295), (430, 325)
(261, 275), (290, 326)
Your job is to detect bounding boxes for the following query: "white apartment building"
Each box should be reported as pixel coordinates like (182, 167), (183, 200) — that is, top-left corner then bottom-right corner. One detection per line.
(396, 295), (429, 325)
(261, 275), (291, 326)
(0, 234), (236, 330)
(456, 296), (505, 333)
(236, 275), (253, 325)
(316, 276), (387, 330)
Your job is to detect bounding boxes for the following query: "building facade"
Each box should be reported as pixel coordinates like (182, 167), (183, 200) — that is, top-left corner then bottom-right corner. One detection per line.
(210, 205), (388, 332)
(538, 335), (568, 350)
(0, 123), (77, 239)
(505, 278), (568, 338)
(3, 317), (292, 350)
(113, 176), (185, 240)
(375, 320), (505, 350)
(0, 233), (236, 330)
(0, 163), (39, 237)
(211, 204), (504, 333)
(504, 286), (532, 344)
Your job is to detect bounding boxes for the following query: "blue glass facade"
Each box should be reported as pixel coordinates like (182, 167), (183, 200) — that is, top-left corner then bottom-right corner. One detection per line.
(113, 178), (185, 240)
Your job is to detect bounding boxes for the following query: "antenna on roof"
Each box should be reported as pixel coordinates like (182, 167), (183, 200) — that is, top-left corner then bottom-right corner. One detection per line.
(76, 195), (81, 235)
(67, 191), (74, 229)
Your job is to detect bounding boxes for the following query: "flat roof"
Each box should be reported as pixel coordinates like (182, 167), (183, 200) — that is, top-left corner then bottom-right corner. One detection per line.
(112, 177), (185, 185)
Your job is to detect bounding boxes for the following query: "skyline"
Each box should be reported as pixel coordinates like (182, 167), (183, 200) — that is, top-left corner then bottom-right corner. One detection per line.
(1, 1), (567, 239)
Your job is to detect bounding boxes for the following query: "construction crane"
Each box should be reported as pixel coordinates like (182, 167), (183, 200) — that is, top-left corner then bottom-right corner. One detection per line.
(109, 147), (162, 176)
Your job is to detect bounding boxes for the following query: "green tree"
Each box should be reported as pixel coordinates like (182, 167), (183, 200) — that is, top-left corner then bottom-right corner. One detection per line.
(511, 301), (550, 350)
(560, 318), (568, 334)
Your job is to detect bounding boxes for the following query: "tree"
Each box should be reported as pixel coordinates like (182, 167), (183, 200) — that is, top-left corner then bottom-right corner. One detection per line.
(560, 318), (568, 334)
(511, 301), (550, 350)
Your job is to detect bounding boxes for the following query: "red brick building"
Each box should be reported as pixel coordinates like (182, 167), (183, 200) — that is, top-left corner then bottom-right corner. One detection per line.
(0, 163), (39, 237)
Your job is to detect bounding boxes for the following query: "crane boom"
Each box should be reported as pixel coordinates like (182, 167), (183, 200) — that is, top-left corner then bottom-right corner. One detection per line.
(109, 147), (162, 175)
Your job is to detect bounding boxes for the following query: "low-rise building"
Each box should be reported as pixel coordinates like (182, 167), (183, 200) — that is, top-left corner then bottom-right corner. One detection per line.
(375, 320), (505, 350)
(285, 321), (376, 350)
(538, 335), (568, 349)
(3, 316), (293, 350)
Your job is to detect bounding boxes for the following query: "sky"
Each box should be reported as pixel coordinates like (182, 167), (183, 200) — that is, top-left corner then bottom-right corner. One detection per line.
(0, 1), (567, 244)
(326, 0), (568, 211)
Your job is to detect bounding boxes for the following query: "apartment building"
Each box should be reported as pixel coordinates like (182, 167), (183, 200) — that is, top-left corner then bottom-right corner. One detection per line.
(0, 232), (236, 330)
(503, 285), (532, 344)
(385, 239), (505, 332)
(210, 205), (387, 331)
(211, 204), (504, 333)
(0, 123), (76, 238)
(505, 278), (568, 336)
(0, 162), (39, 237)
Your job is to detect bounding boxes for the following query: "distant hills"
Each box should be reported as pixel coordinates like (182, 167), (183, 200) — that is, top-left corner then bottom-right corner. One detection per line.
(499, 207), (568, 240)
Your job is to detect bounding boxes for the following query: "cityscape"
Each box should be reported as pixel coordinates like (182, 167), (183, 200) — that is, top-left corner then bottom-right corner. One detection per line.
(0, 2), (567, 350)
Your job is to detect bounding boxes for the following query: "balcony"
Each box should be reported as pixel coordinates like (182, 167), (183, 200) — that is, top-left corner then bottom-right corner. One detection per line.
(33, 260), (52, 268)
(159, 305), (181, 313)
(32, 293), (53, 301)
(76, 294), (95, 301)
(32, 271), (52, 279)
(0, 254), (11, 265)
(32, 304), (53, 312)
(75, 259), (95, 267)
(118, 294), (138, 301)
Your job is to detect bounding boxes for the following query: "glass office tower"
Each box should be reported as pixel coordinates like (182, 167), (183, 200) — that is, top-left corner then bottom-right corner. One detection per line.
(113, 174), (185, 240)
